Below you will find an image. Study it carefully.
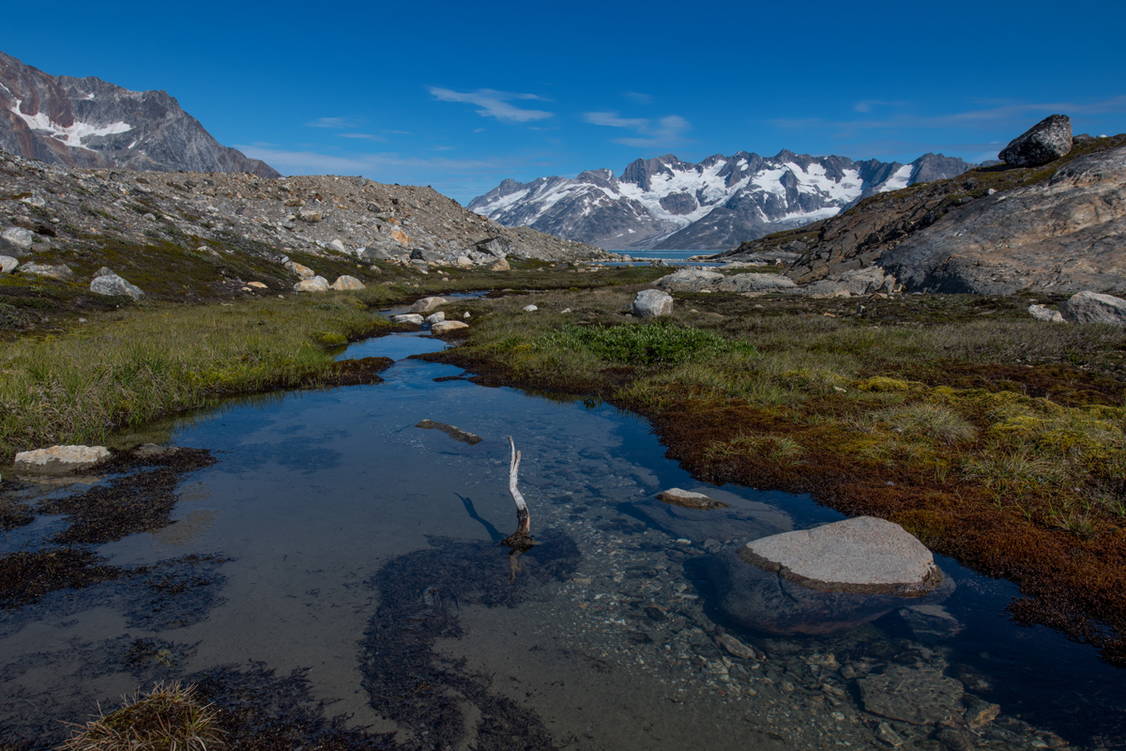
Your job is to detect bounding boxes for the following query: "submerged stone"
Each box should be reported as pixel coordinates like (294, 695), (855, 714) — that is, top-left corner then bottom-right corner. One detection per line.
(657, 487), (728, 510)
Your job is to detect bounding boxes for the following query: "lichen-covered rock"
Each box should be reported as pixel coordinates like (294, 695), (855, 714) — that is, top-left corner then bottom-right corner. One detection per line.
(656, 268), (725, 292)
(999, 114), (1072, 167)
(431, 320), (469, 335)
(285, 261), (316, 279)
(716, 272), (797, 294)
(1028, 303), (1064, 323)
(14, 445), (111, 474)
(1, 226), (34, 252)
(0, 255), (17, 273)
(390, 313), (424, 326)
(90, 268), (144, 299)
(409, 296), (446, 314)
(19, 262), (72, 280)
(425, 311), (446, 324)
(330, 274), (365, 291)
(1060, 290), (1126, 324)
(293, 275), (329, 292)
(632, 289), (674, 318)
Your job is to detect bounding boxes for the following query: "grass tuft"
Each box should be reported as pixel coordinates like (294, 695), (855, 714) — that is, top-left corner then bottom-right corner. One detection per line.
(60, 682), (225, 751)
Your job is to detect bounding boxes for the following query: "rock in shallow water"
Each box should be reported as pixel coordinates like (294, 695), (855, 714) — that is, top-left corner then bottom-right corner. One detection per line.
(857, 665), (965, 725)
(714, 517), (951, 635)
(14, 445), (112, 474)
(390, 313), (424, 326)
(409, 296), (447, 314)
(431, 320), (469, 335)
(657, 487), (728, 510)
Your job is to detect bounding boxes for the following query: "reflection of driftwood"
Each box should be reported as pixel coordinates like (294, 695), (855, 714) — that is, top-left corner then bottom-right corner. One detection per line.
(502, 437), (535, 552)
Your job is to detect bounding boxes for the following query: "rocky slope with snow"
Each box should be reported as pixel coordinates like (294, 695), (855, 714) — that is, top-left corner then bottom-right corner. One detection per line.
(469, 152), (972, 250)
(0, 51), (277, 177)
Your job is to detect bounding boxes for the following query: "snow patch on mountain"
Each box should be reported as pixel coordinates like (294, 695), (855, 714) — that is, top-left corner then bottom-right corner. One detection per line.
(9, 99), (132, 151)
(470, 151), (974, 250)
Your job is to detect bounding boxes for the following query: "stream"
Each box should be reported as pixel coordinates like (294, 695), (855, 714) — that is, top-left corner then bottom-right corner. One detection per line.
(1, 300), (1124, 750)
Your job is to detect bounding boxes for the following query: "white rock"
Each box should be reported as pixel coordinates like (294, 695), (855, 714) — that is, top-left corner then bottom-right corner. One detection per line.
(89, 268), (144, 299)
(409, 296), (447, 314)
(246, 281), (268, 289)
(1, 226), (34, 251)
(1028, 303), (1065, 323)
(391, 313), (425, 326)
(330, 274), (365, 291)
(328, 238), (347, 253)
(742, 516), (941, 595)
(656, 268), (725, 292)
(293, 275), (330, 292)
(0, 255), (18, 273)
(426, 311), (446, 324)
(632, 289), (674, 318)
(19, 262), (72, 280)
(14, 445), (111, 474)
(432, 320), (469, 335)
(522, 304), (539, 312)
(1060, 290), (1126, 325)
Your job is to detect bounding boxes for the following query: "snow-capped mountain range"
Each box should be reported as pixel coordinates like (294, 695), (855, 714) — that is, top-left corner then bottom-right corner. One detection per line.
(0, 51), (277, 177)
(469, 151), (973, 250)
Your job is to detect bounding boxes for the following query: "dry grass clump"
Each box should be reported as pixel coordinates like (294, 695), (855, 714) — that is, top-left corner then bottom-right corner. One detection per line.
(60, 682), (225, 751)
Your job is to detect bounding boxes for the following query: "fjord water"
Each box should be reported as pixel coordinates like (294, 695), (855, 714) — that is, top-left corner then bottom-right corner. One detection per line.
(1, 324), (1124, 749)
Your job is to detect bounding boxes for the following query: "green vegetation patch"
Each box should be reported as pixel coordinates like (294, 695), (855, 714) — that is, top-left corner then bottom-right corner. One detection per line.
(538, 321), (756, 366)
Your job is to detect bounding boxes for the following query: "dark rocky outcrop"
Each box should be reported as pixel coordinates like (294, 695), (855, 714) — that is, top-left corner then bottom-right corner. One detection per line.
(0, 51), (277, 177)
(999, 114), (1073, 167)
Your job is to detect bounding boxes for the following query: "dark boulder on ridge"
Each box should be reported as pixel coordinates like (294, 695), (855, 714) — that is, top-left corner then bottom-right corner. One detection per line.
(999, 114), (1072, 167)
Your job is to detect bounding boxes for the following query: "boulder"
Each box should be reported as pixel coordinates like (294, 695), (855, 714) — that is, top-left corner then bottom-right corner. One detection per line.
(657, 487), (728, 510)
(425, 311), (446, 324)
(1028, 303), (1065, 323)
(522, 304), (539, 313)
(454, 255), (474, 269)
(409, 296), (447, 314)
(14, 445), (111, 474)
(475, 236), (511, 257)
(293, 275), (330, 292)
(0, 255), (18, 273)
(90, 268), (144, 299)
(999, 114), (1072, 167)
(714, 516), (950, 635)
(431, 320), (469, 335)
(285, 261), (316, 279)
(327, 238), (347, 253)
(390, 313), (424, 326)
(632, 289), (674, 318)
(1060, 290), (1126, 324)
(19, 262), (73, 280)
(297, 208), (324, 222)
(488, 257), (511, 272)
(656, 268), (725, 292)
(716, 272), (798, 294)
(1, 226), (34, 253)
(330, 275), (365, 291)
(742, 516), (940, 595)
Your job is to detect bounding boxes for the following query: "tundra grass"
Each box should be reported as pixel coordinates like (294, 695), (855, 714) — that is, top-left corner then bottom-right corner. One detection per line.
(0, 295), (387, 460)
(424, 286), (1126, 663)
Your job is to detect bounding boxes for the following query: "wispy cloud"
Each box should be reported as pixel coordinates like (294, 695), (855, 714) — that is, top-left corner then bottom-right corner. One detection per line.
(428, 87), (553, 123)
(306, 116), (360, 129)
(583, 111), (691, 147)
(774, 95), (1126, 132)
(338, 132), (386, 141)
(623, 91), (653, 104)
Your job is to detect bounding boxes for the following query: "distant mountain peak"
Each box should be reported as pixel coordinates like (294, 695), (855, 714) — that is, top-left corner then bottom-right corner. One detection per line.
(0, 51), (277, 177)
(469, 150), (974, 250)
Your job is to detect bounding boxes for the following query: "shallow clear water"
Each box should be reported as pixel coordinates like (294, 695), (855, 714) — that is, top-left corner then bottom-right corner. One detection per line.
(1, 325), (1124, 749)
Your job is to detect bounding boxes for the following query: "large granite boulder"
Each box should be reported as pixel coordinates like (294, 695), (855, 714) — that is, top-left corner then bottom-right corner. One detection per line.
(90, 267), (144, 299)
(716, 272), (797, 294)
(330, 274), (365, 291)
(0, 255), (18, 274)
(14, 445), (111, 474)
(632, 289), (674, 318)
(1060, 290), (1126, 324)
(1, 226), (34, 254)
(999, 114), (1072, 167)
(656, 268), (725, 292)
(715, 516), (951, 634)
(801, 267), (897, 297)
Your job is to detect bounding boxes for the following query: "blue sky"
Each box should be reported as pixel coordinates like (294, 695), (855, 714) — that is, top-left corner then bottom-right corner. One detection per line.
(4, 0), (1125, 202)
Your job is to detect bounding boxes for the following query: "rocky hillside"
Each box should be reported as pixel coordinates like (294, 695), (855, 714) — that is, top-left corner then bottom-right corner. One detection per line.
(0, 51), (277, 177)
(469, 151), (972, 250)
(717, 117), (1126, 295)
(0, 149), (610, 314)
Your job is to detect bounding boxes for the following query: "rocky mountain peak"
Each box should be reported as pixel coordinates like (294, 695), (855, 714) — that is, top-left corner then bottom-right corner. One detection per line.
(0, 51), (277, 177)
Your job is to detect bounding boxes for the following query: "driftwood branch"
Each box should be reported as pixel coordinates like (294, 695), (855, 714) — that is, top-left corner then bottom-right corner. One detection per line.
(502, 436), (535, 551)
